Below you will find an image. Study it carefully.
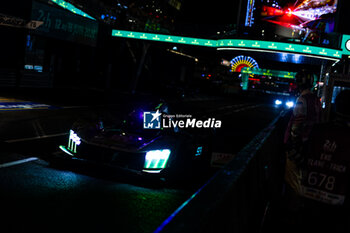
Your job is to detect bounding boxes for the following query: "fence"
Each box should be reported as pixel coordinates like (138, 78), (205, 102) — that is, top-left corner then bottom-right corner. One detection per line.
(155, 110), (291, 233)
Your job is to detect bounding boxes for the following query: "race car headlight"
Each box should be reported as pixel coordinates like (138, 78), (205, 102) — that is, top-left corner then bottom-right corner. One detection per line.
(143, 149), (171, 172)
(275, 99), (282, 105)
(286, 101), (294, 108)
(67, 130), (81, 153)
(59, 145), (74, 156)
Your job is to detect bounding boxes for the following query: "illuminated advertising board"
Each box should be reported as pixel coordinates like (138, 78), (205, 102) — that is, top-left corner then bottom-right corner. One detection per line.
(31, 1), (98, 46)
(245, 0), (339, 46)
(241, 67), (297, 79)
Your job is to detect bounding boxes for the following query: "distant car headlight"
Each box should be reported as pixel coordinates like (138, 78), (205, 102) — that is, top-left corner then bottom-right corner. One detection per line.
(143, 149), (171, 173)
(275, 99), (282, 105)
(286, 101), (294, 108)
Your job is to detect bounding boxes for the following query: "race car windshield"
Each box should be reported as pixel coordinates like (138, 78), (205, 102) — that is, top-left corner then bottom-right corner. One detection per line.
(121, 102), (168, 136)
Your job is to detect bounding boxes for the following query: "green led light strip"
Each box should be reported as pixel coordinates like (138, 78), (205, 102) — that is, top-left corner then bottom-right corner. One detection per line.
(112, 30), (217, 47)
(50, 0), (96, 20)
(217, 40), (341, 60)
(59, 145), (74, 156)
(111, 29), (342, 60)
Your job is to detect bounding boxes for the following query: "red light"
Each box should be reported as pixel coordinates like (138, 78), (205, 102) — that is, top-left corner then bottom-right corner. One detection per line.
(285, 8), (293, 17)
(208, 74), (211, 77)
(262, 5), (284, 16)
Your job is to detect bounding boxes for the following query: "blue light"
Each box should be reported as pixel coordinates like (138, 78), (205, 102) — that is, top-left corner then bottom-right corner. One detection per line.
(195, 146), (203, 156)
(172, 46), (178, 50)
(286, 101), (294, 108)
(26, 35), (31, 48)
(34, 65), (43, 73)
(153, 167), (216, 233)
(293, 54), (301, 63)
(275, 99), (282, 105)
(244, 0), (255, 26)
(25, 65), (33, 70)
(101, 14), (105, 19)
(280, 53), (288, 62)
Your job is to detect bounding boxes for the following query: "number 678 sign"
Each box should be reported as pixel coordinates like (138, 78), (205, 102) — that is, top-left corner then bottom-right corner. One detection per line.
(307, 172), (336, 191)
(301, 171), (347, 205)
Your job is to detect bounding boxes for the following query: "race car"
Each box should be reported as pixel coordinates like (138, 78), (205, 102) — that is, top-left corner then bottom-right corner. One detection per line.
(52, 101), (213, 181)
(274, 97), (295, 109)
(272, 92), (297, 109)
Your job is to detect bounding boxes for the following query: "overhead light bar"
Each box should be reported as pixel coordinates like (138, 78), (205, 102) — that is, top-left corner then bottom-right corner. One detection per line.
(112, 30), (216, 47)
(111, 29), (342, 60)
(50, 0), (96, 20)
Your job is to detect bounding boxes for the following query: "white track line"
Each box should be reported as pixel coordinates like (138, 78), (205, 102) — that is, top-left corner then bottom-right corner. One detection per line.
(0, 157), (39, 168)
(5, 132), (68, 143)
(62, 106), (89, 109)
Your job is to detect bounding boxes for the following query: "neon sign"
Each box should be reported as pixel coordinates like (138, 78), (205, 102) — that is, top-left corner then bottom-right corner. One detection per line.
(230, 55), (259, 73)
(241, 67), (296, 79)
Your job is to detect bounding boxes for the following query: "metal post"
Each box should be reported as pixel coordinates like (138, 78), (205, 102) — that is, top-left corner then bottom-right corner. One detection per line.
(180, 65), (186, 82)
(236, 0), (243, 27)
(241, 73), (249, 91)
(105, 63), (112, 89)
(318, 60), (327, 97)
(323, 73), (334, 123)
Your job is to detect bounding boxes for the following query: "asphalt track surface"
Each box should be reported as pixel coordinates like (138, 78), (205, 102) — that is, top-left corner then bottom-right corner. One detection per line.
(0, 90), (281, 233)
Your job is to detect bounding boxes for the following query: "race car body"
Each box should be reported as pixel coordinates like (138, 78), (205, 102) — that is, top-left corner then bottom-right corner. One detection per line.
(53, 104), (212, 179)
